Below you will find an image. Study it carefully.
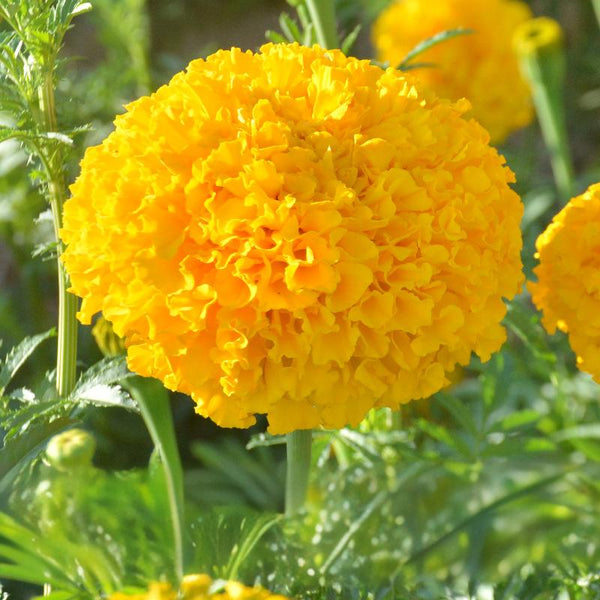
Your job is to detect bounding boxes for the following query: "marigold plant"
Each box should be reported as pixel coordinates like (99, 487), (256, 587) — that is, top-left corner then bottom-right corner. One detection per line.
(372, 0), (533, 143)
(529, 183), (600, 380)
(110, 574), (290, 599)
(61, 42), (524, 434)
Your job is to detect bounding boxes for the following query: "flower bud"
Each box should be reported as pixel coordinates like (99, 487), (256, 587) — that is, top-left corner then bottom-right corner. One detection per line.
(45, 428), (96, 471)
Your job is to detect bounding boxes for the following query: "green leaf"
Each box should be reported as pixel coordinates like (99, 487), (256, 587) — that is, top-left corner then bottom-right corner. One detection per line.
(341, 24), (361, 55)
(192, 438), (280, 509)
(126, 376), (184, 582)
(499, 409), (541, 431)
(279, 12), (302, 43)
(401, 471), (566, 568)
(0, 127), (73, 145)
(0, 416), (76, 495)
(436, 395), (479, 437)
(0, 514), (80, 590)
(398, 27), (474, 69)
(552, 424), (600, 443)
(69, 356), (137, 411)
(504, 301), (556, 371)
(0, 329), (55, 395)
(32, 592), (83, 600)
(190, 506), (280, 580)
(265, 30), (288, 44)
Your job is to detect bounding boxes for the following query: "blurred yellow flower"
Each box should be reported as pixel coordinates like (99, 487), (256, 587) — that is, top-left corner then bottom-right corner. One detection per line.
(61, 43), (523, 434)
(372, 0), (534, 143)
(513, 16), (564, 57)
(109, 574), (290, 599)
(529, 183), (600, 380)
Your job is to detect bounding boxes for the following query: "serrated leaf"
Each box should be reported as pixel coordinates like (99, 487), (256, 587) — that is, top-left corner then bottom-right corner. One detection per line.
(72, 383), (137, 411)
(68, 355), (135, 405)
(399, 27), (474, 68)
(32, 240), (59, 260)
(7, 387), (35, 403)
(0, 416), (76, 494)
(0, 127), (73, 145)
(71, 2), (92, 17)
(0, 329), (55, 395)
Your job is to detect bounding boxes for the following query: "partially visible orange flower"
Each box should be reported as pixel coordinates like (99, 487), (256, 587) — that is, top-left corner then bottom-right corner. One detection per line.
(529, 183), (600, 380)
(372, 0), (534, 143)
(61, 43), (523, 434)
(109, 574), (290, 600)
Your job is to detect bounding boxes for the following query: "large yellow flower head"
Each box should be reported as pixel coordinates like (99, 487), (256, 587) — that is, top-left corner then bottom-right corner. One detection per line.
(61, 43), (524, 434)
(109, 573), (290, 600)
(372, 0), (534, 143)
(529, 184), (600, 380)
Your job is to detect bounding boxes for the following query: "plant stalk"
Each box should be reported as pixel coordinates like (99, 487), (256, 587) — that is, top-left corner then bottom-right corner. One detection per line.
(285, 429), (313, 516)
(305, 0), (339, 49)
(38, 70), (78, 398)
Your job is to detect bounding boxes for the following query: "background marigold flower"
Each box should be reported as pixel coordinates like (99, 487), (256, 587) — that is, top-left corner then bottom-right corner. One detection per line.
(61, 43), (523, 434)
(109, 573), (290, 599)
(529, 183), (600, 380)
(372, 0), (534, 143)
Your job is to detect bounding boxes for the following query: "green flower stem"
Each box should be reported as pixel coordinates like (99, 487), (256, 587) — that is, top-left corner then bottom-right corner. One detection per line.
(285, 429), (313, 516)
(593, 0), (600, 31)
(127, 377), (185, 584)
(305, 0), (339, 49)
(38, 70), (78, 399)
(517, 33), (575, 203)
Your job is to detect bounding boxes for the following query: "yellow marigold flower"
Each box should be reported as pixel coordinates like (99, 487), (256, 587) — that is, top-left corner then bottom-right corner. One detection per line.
(61, 43), (523, 434)
(372, 0), (534, 143)
(529, 183), (600, 380)
(109, 574), (290, 599)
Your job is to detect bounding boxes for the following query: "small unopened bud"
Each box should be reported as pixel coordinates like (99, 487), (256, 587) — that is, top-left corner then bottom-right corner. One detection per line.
(92, 316), (126, 357)
(46, 428), (95, 471)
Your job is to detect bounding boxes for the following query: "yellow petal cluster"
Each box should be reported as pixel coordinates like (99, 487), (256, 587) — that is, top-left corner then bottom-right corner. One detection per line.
(372, 0), (534, 143)
(61, 43), (524, 434)
(529, 184), (600, 380)
(109, 574), (290, 600)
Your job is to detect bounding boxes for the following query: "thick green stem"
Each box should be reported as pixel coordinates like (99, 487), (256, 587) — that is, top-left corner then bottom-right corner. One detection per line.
(285, 429), (313, 516)
(128, 378), (185, 584)
(38, 70), (78, 398)
(305, 0), (339, 49)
